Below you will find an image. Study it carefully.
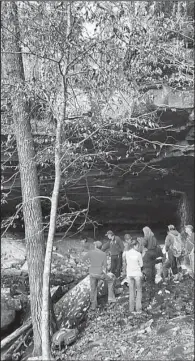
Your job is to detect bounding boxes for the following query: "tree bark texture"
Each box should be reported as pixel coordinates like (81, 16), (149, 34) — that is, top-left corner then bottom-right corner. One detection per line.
(41, 3), (71, 359)
(41, 84), (65, 359)
(41, 150), (61, 359)
(3, 2), (45, 356)
(178, 192), (194, 229)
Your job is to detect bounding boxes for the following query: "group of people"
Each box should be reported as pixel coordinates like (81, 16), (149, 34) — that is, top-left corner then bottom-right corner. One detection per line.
(83, 224), (194, 313)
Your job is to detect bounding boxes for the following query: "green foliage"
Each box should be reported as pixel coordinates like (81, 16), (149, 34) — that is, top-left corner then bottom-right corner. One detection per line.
(1, 1), (194, 227)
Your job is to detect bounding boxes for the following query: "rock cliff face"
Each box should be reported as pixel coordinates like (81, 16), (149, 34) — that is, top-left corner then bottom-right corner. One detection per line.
(1, 87), (194, 230)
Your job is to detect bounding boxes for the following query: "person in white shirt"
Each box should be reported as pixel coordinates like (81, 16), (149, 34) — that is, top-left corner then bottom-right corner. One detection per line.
(123, 239), (143, 313)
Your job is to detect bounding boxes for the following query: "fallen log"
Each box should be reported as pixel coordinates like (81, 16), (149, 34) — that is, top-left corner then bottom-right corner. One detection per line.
(54, 274), (115, 328)
(1, 286), (63, 352)
(2, 335), (24, 361)
(1, 319), (32, 350)
(2, 328), (32, 361)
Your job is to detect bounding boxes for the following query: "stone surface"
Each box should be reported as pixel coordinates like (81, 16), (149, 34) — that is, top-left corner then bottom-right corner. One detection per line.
(1, 238), (26, 269)
(54, 273), (116, 328)
(2, 268), (22, 277)
(21, 261), (28, 273)
(1, 293), (22, 330)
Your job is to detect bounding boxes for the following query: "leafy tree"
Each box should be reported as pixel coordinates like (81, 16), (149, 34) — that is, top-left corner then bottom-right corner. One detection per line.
(1, 1), (194, 357)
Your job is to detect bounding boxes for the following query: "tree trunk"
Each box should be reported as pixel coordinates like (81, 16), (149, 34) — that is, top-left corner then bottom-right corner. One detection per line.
(41, 4), (71, 359)
(41, 149), (62, 359)
(4, 3), (45, 356)
(177, 192), (193, 230)
(41, 82), (67, 359)
(41, 76), (69, 357)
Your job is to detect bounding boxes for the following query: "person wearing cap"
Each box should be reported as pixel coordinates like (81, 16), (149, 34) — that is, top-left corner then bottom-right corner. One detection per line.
(184, 225), (194, 275)
(123, 239), (143, 313)
(82, 241), (107, 310)
(102, 230), (124, 278)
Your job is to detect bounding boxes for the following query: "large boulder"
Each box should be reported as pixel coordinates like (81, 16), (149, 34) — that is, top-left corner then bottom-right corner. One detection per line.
(1, 290), (22, 330)
(54, 273), (118, 328)
(21, 261), (28, 273)
(1, 238), (26, 269)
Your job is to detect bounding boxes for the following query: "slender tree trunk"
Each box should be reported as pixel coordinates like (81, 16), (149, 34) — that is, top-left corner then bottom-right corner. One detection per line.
(41, 122), (63, 359)
(41, 3), (71, 357)
(4, 2), (45, 356)
(41, 78), (68, 360)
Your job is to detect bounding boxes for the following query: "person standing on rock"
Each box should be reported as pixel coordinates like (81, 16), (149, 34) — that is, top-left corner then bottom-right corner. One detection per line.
(102, 230), (124, 278)
(82, 241), (116, 310)
(123, 239), (143, 313)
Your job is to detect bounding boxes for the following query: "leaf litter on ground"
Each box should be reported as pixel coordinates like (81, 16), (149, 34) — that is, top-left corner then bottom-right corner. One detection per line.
(53, 275), (194, 361)
(10, 254), (193, 361)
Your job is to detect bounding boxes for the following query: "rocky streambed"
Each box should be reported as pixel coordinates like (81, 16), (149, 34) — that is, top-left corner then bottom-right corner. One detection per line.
(1, 234), (95, 336)
(1, 232), (194, 361)
(1, 233), (99, 361)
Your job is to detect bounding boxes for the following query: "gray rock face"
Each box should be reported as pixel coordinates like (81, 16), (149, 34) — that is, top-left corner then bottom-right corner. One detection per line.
(1, 238), (26, 269)
(1, 291), (22, 330)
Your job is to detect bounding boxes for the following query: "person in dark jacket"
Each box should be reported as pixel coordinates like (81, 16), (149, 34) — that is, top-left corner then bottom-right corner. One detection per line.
(102, 230), (124, 278)
(142, 226), (157, 282)
(163, 225), (182, 281)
